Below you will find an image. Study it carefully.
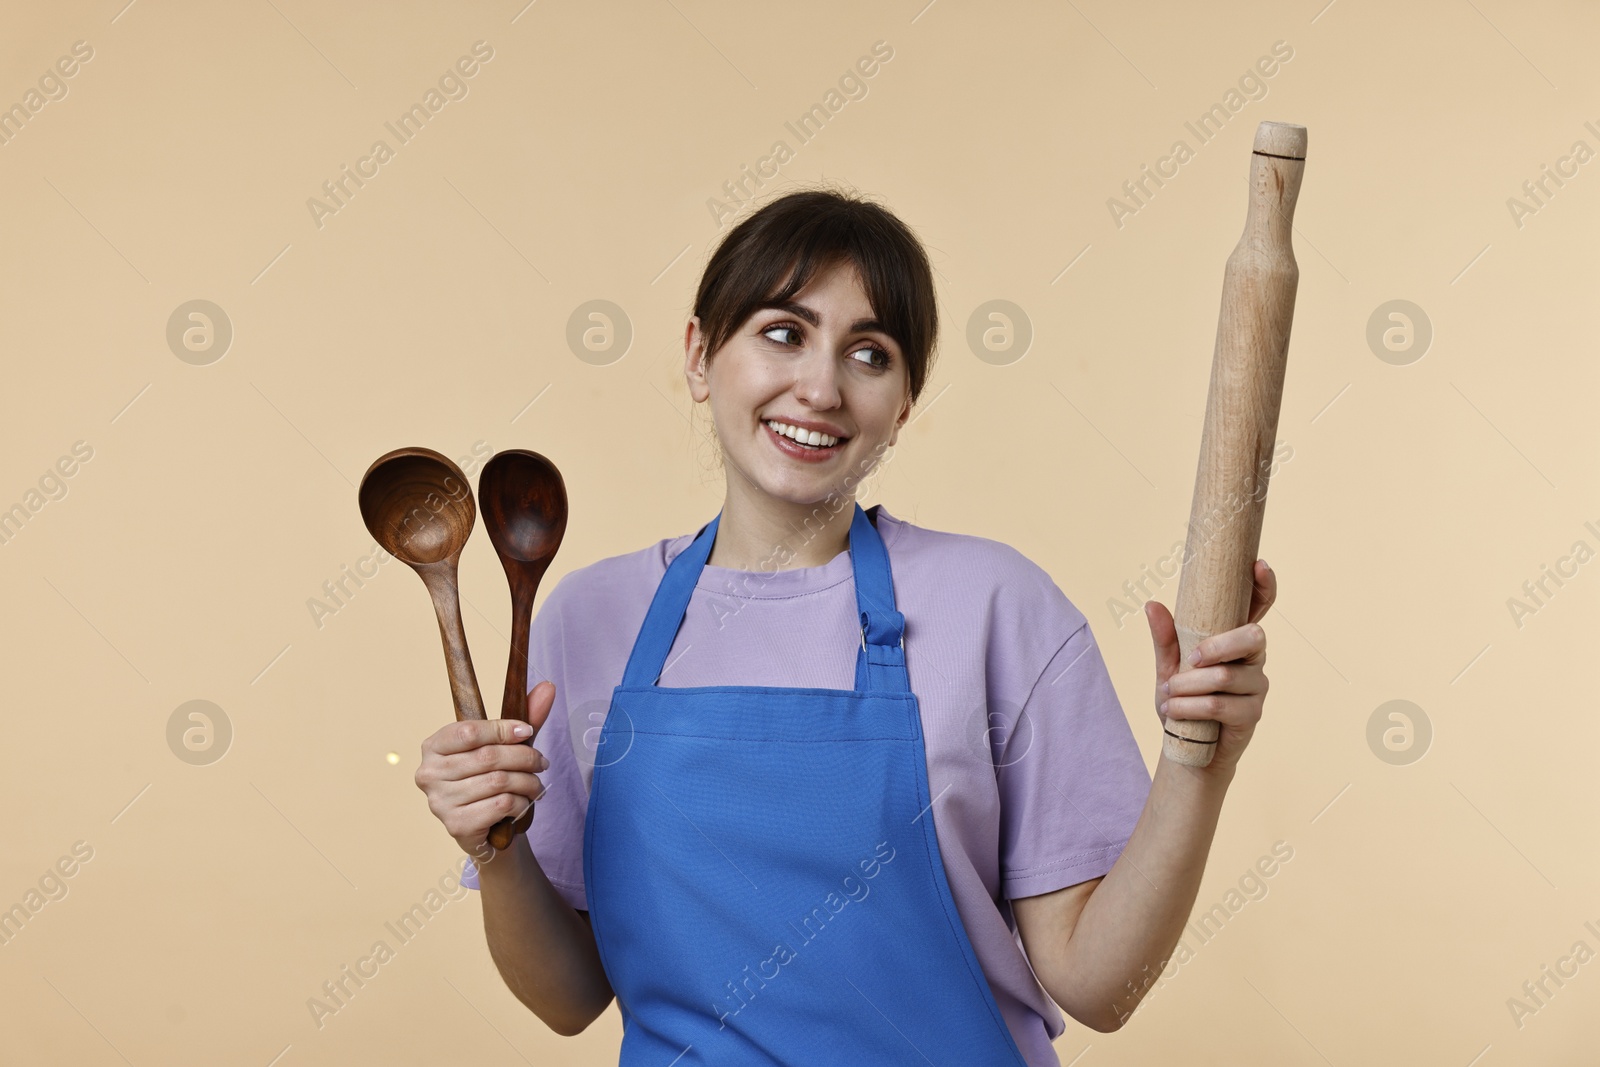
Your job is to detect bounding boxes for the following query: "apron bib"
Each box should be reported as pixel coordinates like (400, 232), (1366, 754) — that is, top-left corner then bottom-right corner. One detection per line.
(584, 503), (1029, 1066)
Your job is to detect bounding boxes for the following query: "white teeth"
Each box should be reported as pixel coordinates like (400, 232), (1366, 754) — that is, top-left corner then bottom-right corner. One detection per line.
(766, 420), (840, 448)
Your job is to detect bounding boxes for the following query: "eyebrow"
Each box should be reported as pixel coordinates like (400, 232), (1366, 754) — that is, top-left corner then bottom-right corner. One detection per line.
(756, 300), (889, 336)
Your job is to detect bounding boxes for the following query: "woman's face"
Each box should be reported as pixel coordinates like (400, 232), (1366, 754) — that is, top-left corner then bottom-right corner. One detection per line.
(684, 259), (912, 509)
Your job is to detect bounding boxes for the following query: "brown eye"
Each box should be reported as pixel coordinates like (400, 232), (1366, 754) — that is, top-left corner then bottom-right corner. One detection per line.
(762, 323), (802, 346)
(849, 344), (892, 370)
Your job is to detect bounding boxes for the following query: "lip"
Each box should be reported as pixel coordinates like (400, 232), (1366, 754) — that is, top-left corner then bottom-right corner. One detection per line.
(763, 419), (846, 463)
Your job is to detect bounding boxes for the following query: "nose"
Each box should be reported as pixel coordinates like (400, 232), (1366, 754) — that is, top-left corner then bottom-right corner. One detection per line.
(791, 347), (842, 410)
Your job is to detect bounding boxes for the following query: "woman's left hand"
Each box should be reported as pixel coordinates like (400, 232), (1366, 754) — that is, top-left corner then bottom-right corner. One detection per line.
(1143, 559), (1276, 780)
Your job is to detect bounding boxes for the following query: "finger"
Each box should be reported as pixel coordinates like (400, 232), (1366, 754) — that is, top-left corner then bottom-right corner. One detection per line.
(1246, 560), (1277, 625)
(1190, 622), (1267, 668)
(525, 679), (557, 736)
(1145, 600), (1183, 688)
(437, 769), (546, 808)
(443, 790), (542, 840)
(1159, 693), (1262, 729)
(432, 741), (547, 783)
(1165, 662), (1267, 697)
(429, 717), (536, 757)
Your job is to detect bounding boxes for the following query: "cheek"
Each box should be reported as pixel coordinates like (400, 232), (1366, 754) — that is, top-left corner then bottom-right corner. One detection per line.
(711, 375), (766, 420)
(855, 386), (909, 434)
(706, 357), (777, 431)
(711, 346), (766, 388)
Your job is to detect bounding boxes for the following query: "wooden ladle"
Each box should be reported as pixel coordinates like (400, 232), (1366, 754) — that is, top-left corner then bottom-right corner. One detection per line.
(479, 449), (568, 847)
(358, 448), (492, 801)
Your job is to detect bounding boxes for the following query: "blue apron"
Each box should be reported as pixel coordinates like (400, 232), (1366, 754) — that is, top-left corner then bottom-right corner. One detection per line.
(584, 502), (1030, 1066)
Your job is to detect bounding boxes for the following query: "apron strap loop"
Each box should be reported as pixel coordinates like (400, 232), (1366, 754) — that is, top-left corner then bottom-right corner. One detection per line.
(855, 608), (908, 692)
(860, 609), (905, 649)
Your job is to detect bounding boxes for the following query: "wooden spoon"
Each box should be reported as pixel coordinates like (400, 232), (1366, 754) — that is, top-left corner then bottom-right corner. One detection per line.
(357, 448), (492, 799)
(479, 449), (568, 848)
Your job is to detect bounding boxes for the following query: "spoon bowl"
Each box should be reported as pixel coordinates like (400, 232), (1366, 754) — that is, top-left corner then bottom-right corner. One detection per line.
(481, 449), (568, 568)
(359, 449), (476, 566)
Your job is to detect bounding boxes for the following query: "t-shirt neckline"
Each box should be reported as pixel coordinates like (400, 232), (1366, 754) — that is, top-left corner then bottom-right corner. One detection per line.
(665, 505), (898, 600)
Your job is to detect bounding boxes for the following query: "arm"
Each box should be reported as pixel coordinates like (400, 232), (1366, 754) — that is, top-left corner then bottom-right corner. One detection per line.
(475, 832), (614, 1035)
(1013, 758), (1230, 1031)
(1014, 560), (1276, 1032)
(417, 680), (614, 1035)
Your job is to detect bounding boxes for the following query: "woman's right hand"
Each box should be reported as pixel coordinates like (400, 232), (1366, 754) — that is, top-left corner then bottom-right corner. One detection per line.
(416, 680), (557, 854)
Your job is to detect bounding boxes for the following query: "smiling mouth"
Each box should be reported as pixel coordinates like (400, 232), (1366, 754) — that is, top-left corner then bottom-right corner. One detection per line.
(763, 419), (848, 450)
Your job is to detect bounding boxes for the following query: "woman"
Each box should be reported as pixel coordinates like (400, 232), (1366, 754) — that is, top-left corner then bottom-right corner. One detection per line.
(417, 188), (1275, 1064)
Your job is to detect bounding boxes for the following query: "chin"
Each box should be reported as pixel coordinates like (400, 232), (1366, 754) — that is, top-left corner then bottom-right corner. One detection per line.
(763, 482), (840, 508)
(750, 469), (851, 509)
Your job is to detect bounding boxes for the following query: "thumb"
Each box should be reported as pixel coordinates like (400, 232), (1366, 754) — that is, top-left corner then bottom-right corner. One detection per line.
(524, 679), (557, 736)
(483, 715), (537, 745)
(1145, 599), (1182, 689)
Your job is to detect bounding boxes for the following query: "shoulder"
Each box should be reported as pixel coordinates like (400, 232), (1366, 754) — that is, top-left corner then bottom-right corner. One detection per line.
(874, 506), (1087, 634)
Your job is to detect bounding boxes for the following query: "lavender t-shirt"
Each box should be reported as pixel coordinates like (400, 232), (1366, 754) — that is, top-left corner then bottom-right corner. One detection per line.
(462, 505), (1153, 1064)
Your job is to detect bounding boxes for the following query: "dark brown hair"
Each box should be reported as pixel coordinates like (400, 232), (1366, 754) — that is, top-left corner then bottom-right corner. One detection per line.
(691, 187), (939, 405)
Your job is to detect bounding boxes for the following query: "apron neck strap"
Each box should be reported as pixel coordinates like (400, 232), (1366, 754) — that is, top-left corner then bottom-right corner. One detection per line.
(620, 503), (909, 693)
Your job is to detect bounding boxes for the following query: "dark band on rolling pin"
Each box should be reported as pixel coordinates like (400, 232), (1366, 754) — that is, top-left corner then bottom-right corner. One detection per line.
(1162, 727), (1219, 744)
(1252, 150), (1306, 161)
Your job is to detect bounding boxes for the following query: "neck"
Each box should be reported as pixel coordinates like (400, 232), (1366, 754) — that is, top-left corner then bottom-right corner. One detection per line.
(706, 482), (857, 571)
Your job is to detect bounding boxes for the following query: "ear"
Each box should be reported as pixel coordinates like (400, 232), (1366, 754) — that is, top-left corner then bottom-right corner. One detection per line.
(684, 317), (710, 402)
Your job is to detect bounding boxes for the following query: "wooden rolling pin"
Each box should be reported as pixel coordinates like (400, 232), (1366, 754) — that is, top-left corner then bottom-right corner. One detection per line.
(1163, 121), (1306, 768)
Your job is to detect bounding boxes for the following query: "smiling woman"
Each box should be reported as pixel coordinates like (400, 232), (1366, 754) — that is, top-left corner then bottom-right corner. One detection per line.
(678, 189), (936, 569)
(423, 185), (1275, 1063)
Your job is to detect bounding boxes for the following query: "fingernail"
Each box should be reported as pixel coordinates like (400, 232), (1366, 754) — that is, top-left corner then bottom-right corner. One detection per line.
(1159, 681), (1169, 695)
(511, 722), (533, 739)
(1189, 649), (1201, 664)
(1260, 559), (1271, 571)
(1159, 701), (1169, 714)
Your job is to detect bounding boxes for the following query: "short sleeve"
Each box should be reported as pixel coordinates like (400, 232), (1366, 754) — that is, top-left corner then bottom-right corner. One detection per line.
(460, 582), (589, 910)
(996, 621), (1152, 900)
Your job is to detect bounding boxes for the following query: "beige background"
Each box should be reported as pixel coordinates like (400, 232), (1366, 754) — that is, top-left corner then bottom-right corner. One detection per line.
(2, 0), (1596, 1063)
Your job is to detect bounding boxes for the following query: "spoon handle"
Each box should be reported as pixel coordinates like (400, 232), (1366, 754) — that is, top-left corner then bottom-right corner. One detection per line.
(501, 566), (538, 721)
(487, 565), (540, 849)
(417, 559), (487, 723)
(419, 561), (523, 851)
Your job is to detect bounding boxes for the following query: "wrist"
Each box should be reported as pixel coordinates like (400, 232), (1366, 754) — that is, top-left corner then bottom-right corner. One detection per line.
(468, 837), (528, 883)
(1156, 753), (1236, 797)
